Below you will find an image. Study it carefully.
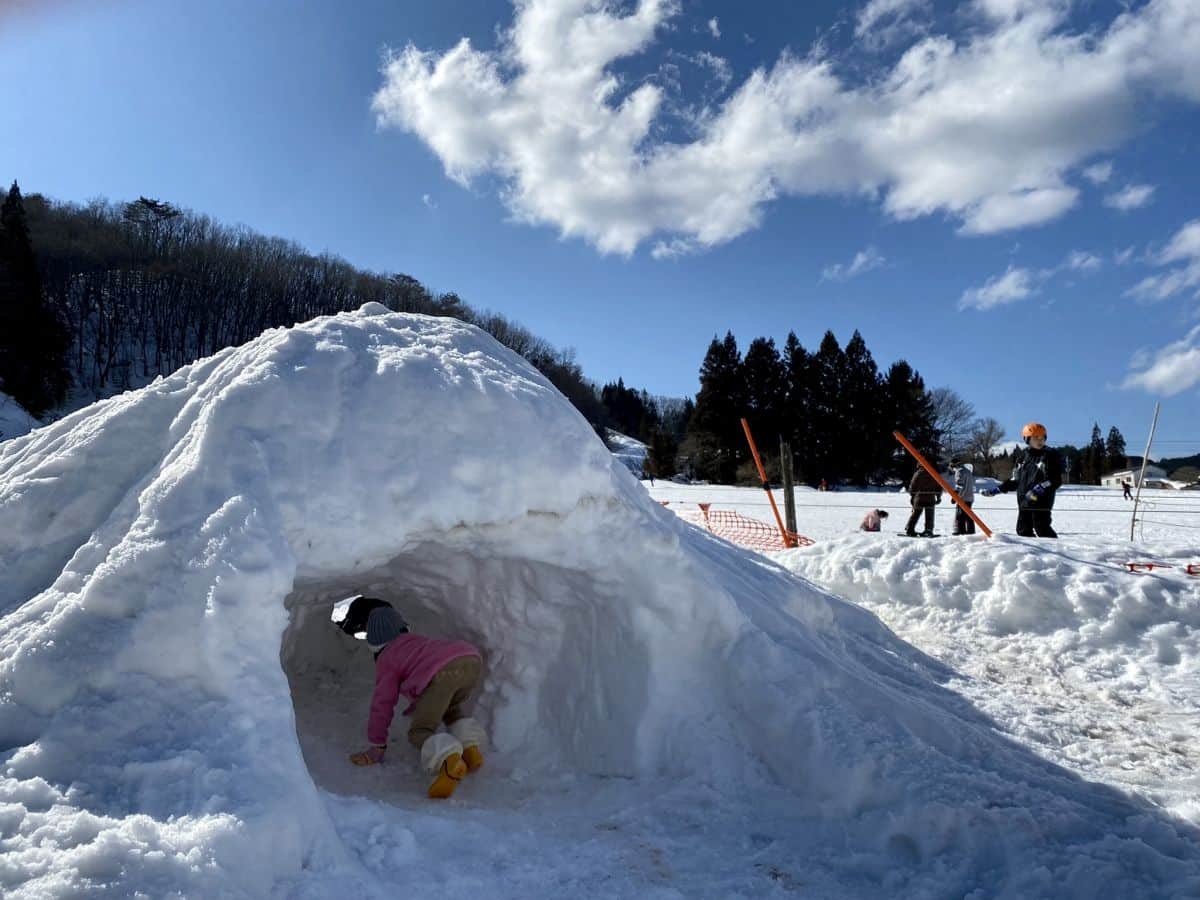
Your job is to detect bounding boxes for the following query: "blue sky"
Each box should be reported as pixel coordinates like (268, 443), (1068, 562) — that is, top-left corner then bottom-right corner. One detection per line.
(2, 0), (1199, 455)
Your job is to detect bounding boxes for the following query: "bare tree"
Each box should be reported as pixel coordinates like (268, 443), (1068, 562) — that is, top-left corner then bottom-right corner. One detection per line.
(930, 387), (976, 463)
(969, 417), (1006, 477)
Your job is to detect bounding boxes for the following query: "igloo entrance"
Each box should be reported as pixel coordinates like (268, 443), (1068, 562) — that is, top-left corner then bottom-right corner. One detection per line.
(279, 540), (652, 799)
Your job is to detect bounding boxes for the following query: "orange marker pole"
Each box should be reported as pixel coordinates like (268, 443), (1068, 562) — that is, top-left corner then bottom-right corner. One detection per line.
(741, 418), (797, 548)
(893, 430), (993, 538)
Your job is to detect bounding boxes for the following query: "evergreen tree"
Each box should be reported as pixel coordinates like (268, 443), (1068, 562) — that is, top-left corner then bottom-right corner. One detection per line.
(782, 332), (815, 482)
(810, 331), (846, 485)
(1081, 423), (1105, 484)
(646, 427), (678, 479)
(740, 336), (786, 451)
(599, 378), (661, 441)
(883, 361), (939, 480)
(1105, 426), (1127, 474)
(684, 332), (745, 482)
(841, 331), (883, 484)
(0, 181), (70, 416)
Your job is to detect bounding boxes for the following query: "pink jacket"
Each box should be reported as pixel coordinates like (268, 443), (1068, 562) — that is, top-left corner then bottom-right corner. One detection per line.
(860, 510), (882, 531)
(367, 634), (481, 745)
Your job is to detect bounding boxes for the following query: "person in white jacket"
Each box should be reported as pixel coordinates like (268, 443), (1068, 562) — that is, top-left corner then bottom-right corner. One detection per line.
(951, 462), (976, 535)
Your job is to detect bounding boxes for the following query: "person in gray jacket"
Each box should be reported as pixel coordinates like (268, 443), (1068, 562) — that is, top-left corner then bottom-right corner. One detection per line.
(951, 462), (976, 535)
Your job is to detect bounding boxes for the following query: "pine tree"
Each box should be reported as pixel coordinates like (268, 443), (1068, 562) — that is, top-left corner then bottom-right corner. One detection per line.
(684, 332), (744, 482)
(782, 332), (815, 482)
(740, 337), (786, 450)
(1081, 423), (1106, 484)
(841, 331), (883, 484)
(1105, 426), (1127, 474)
(0, 181), (70, 416)
(646, 427), (678, 479)
(884, 361), (939, 480)
(810, 331), (846, 486)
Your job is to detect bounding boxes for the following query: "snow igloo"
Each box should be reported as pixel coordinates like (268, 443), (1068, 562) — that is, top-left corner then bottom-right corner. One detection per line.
(4, 305), (1200, 898)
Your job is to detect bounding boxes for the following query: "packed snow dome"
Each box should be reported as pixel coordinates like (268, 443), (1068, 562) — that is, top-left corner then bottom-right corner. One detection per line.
(2, 306), (1199, 897)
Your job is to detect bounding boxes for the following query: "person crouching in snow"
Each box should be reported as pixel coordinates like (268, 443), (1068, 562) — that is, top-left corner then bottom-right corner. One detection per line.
(341, 597), (487, 799)
(860, 508), (888, 531)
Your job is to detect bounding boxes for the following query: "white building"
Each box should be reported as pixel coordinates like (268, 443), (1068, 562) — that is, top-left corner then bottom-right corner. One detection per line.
(1102, 466), (1168, 488)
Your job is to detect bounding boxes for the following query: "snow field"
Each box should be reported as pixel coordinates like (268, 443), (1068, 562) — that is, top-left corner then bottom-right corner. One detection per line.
(1, 307), (1198, 897)
(650, 481), (1200, 827)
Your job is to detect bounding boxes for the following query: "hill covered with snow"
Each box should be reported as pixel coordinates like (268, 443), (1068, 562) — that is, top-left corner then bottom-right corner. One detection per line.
(0, 391), (38, 442)
(2, 305), (1199, 898)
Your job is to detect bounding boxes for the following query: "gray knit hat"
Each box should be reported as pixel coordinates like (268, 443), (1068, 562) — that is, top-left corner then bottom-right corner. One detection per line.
(365, 607), (408, 647)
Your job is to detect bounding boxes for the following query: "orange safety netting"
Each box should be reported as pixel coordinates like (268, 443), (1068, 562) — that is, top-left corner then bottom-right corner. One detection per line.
(1125, 561), (1200, 575)
(664, 502), (815, 551)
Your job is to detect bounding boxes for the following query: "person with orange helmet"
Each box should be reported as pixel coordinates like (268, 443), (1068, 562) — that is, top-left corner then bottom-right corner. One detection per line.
(981, 422), (1062, 537)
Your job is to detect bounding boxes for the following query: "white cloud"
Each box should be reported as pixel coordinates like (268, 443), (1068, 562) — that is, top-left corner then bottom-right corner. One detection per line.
(691, 50), (732, 91)
(1114, 245), (1135, 265)
(650, 237), (699, 259)
(1082, 160), (1114, 184)
(958, 187), (1079, 235)
(374, 0), (1200, 255)
(1162, 219), (1200, 263)
(1104, 183), (1156, 211)
(821, 246), (886, 281)
(1064, 250), (1102, 272)
(1125, 219), (1200, 302)
(422, 193), (437, 209)
(972, 0), (1065, 22)
(855, 0), (931, 48)
(958, 266), (1036, 310)
(707, 17), (720, 39)
(1122, 325), (1200, 396)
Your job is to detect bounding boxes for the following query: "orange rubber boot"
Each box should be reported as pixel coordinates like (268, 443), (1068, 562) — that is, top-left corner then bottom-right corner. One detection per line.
(427, 753), (467, 799)
(462, 745), (484, 772)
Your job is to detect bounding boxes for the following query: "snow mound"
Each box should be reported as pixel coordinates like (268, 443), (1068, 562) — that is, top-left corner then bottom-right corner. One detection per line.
(778, 534), (1200, 652)
(2, 308), (1200, 897)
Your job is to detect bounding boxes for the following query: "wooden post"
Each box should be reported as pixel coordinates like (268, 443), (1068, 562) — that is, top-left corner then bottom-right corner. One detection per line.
(893, 431), (993, 538)
(741, 418), (796, 548)
(780, 438), (797, 535)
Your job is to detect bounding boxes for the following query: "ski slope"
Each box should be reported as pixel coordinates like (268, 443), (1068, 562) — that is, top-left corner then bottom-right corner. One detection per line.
(1, 306), (1198, 898)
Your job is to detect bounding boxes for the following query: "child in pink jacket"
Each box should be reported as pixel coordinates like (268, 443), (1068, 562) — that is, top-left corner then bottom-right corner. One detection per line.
(342, 597), (487, 799)
(860, 508), (888, 531)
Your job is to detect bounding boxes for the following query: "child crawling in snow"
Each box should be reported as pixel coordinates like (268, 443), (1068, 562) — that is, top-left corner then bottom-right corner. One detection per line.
(340, 596), (487, 799)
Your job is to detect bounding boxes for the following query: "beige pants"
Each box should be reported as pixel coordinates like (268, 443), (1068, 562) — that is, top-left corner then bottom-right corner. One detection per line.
(407, 656), (481, 749)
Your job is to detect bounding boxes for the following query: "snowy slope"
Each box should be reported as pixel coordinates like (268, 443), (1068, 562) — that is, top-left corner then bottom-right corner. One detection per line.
(2, 306), (1199, 898)
(605, 428), (647, 476)
(0, 392), (38, 442)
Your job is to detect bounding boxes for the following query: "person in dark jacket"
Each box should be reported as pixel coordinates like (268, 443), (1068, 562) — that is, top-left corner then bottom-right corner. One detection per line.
(983, 422), (1062, 537)
(904, 466), (941, 536)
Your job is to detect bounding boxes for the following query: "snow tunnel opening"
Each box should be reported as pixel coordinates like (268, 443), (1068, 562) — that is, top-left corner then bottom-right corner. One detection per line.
(279, 539), (653, 799)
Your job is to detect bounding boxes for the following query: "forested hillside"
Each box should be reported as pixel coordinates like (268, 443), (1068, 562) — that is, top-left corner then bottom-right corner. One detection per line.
(5, 186), (605, 426)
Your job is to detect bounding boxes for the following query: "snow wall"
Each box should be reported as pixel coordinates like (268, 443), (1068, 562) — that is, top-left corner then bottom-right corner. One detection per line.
(2, 306), (1199, 897)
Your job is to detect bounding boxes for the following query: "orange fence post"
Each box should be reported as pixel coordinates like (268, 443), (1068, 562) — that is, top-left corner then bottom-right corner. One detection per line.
(741, 418), (797, 548)
(893, 430), (993, 538)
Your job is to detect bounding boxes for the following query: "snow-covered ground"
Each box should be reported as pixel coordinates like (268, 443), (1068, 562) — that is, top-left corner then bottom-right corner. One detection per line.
(2, 307), (1199, 898)
(0, 392), (38, 442)
(651, 481), (1200, 830)
(605, 428), (647, 477)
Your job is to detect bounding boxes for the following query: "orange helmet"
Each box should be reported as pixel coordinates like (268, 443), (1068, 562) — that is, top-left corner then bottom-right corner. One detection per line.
(1021, 422), (1047, 440)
